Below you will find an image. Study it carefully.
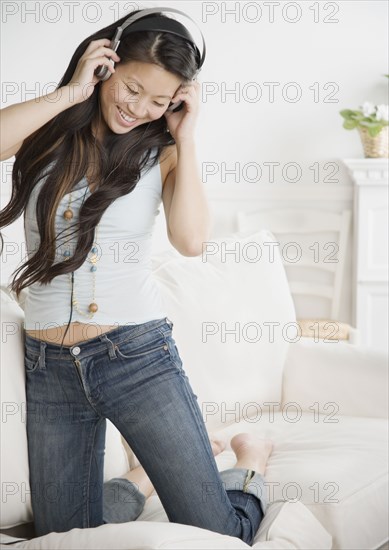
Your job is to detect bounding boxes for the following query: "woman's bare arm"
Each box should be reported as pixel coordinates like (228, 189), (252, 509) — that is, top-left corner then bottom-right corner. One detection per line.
(0, 38), (121, 161)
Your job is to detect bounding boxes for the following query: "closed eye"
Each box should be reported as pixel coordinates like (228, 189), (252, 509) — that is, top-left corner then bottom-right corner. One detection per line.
(126, 86), (165, 108)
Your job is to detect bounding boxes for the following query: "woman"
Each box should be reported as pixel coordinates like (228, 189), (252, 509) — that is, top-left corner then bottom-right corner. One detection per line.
(0, 9), (273, 545)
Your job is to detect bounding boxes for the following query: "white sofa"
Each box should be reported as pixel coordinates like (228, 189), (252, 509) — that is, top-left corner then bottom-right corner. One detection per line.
(1, 229), (387, 549)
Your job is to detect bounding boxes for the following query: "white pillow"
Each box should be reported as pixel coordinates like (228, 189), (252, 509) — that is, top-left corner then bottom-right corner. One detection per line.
(0, 287), (129, 529)
(152, 229), (296, 433)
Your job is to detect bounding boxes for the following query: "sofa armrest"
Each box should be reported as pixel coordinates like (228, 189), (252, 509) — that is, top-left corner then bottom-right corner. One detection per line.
(281, 337), (388, 418)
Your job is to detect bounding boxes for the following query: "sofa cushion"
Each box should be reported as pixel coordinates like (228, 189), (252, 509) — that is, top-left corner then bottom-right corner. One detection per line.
(0, 501), (332, 549)
(0, 523), (250, 549)
(0, 287), (130, 529)
(282, 335), (389, 419)
(151, 229), (296, 433)
(252, 501), (332, 549)
(135, 492), (332, 549)
(0, 288), (31, 529)
(211, 412), (388, 550)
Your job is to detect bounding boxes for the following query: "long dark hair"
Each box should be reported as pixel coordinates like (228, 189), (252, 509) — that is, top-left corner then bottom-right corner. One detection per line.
(0, 10), (198, 311)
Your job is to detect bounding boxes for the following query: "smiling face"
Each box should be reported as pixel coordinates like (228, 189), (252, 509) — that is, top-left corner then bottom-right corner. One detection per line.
(94, 60), (183, 140)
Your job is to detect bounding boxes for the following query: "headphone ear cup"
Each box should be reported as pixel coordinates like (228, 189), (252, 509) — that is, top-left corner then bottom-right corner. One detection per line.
(94, 63), (113, 82)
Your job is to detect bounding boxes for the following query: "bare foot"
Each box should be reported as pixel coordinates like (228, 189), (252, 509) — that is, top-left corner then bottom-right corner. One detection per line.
(230, 432), (273, 476)
(210, 436), (227, 457)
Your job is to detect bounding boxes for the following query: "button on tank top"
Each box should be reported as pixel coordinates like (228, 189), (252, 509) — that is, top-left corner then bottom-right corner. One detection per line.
(23, 152), (168, 329)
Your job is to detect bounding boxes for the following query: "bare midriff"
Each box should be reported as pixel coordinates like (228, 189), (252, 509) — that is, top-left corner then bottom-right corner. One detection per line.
(25, 321), (119, 347)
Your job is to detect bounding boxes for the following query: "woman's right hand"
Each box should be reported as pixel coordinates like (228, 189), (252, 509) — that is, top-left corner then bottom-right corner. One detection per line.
(66, 38), (120, 104)
(0, 38), (120, 160)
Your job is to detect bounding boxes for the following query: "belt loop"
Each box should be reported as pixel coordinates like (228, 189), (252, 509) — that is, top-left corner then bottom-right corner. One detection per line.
(39, 340), (47, 370)
(166, 317), (173, 328)
(99, 333), (117, 359)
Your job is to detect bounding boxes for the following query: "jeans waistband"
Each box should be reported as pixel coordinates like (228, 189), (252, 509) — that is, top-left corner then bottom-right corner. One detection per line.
(23, 316), (173, 361)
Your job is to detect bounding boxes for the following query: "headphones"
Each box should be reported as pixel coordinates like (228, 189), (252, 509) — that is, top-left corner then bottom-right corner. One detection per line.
(94, 7), (206, 112)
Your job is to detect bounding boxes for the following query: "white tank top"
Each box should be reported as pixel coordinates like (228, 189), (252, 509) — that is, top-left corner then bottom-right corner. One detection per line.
(23, 152), (168, 330)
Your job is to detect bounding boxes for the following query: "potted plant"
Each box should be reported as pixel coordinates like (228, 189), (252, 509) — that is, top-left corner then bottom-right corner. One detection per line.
(339, 75), (389, 158)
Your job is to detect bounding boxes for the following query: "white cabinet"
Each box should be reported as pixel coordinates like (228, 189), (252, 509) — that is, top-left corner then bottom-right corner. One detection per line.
(342, 159), (389, 353)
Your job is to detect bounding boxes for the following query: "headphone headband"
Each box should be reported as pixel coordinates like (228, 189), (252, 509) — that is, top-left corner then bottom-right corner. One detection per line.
(121, 16), (202, 68)
(95, 7), (206, 82)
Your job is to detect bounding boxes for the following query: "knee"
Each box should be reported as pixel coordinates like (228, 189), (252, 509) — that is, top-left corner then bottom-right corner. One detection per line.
(102, 478), (146, 523)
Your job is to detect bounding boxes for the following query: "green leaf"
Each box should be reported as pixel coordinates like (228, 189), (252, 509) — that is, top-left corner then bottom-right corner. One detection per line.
(359, 120), (379, 128)
(343, 120), (357, 130)
(369, 126), (384, 137)
(339, 109), (356, 118)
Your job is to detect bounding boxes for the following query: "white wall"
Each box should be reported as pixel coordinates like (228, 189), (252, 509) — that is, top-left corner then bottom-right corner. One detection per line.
(2, 1), (387, 160)
(1, 0), (388, 325)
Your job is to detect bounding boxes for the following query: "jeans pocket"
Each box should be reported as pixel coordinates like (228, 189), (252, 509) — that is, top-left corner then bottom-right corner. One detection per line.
(113, 328), (169, 360)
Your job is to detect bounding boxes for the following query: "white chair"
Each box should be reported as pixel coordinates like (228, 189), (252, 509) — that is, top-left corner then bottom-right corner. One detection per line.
(236, 208), (359, 343)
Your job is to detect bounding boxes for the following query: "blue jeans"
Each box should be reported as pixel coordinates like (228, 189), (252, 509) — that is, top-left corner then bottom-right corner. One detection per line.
(23, 316), (268, 545)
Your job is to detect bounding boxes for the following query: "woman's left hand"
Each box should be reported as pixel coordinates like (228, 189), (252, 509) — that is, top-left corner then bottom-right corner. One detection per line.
(163, 80), (200, 143)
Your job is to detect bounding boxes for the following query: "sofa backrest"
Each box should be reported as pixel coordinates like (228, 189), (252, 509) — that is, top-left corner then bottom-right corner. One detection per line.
(152, 229), (296, 433)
